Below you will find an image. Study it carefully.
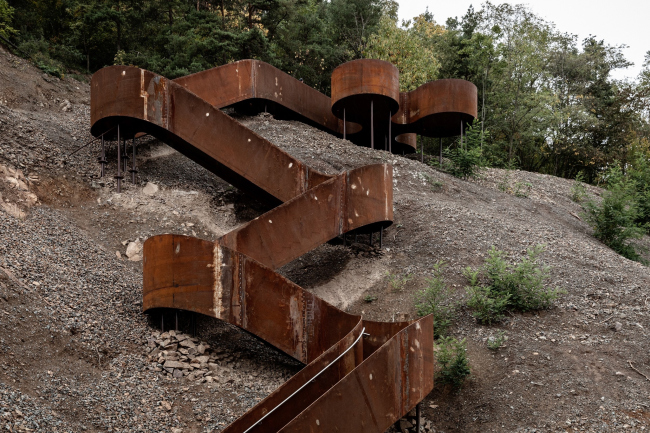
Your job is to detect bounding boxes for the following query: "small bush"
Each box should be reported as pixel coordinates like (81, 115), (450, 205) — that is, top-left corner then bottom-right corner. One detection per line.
(435, 337), (470, 389)
(385, 271), (412, 292)
(414, 261), (455, 338)
(570, 171), (588, 203)
(423, 173), (443, 190)
(465, 277), (510, 325)
(513, 181), (532, 197)
(443, 119), (483, 179)
(498, 171), (511, 193)
(583, 178), (647, 263)
(444, 146), (482, 179)
(465, 245), (564, 324)
(364, 295), (377, 303)
(487, 331), (507, 350)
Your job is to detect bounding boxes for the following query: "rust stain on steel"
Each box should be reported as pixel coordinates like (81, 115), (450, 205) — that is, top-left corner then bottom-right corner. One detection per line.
(91, 63), (441, 433)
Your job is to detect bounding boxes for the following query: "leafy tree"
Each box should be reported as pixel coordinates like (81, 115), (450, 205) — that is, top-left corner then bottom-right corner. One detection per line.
(364, 13), (441, 91)
(328, 0), (384, 59)
(0, 0), (17, 40)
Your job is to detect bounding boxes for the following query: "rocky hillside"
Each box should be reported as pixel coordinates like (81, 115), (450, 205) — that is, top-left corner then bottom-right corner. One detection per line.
(1, 45), (649, 432)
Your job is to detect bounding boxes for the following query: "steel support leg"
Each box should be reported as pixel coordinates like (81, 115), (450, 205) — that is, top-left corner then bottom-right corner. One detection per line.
(388, 112), (392, 154)
(122, 135), (129, 170)
(421, 137), (424, 163)
(116, 125), (123, 193)
(370, 99), (374, 150)
(99, 136), (107, 177)
(130, 137), (137, 183)
(460, 120), (463, 150)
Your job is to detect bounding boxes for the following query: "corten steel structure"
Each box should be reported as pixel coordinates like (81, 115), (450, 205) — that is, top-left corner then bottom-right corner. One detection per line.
(90, 59), (476, 432)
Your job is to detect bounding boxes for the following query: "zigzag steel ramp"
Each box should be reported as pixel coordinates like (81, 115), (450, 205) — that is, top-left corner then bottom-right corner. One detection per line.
(91, 66), (434, 433)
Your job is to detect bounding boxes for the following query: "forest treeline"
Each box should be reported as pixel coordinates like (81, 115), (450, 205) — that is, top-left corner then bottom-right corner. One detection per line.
(1, 0), (650, 182)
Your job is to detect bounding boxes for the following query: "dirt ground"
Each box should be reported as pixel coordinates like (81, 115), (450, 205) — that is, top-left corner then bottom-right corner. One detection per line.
(1, 44), (650, 432)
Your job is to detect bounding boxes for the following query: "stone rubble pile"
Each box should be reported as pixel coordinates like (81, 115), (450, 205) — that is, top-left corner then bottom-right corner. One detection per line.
(146, 330), (240, 384)
(392, 407), (436, 433)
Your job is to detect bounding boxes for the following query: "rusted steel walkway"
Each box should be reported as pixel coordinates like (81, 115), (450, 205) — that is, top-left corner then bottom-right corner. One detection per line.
(170, 59), (477, 153)
(90, 60), (474, 432)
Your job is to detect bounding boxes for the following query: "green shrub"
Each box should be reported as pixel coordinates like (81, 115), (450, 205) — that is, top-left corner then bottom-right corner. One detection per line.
(513, 181), (532, 197)
(570, 171), (588, 203)
(443, 146), (482, 179)
(385, 271), (412, 292)
(435, 337), (470, 389)
(465, 245), (564, 324)
(486, 331), (507, 350)
(364, 295), (377, 303)
(18, 38), (66, 78)
(442, 119), (484, 179)
(465, 277), (510, 325)
(414, 261), (455, 338)
(583, 177), (647, 263)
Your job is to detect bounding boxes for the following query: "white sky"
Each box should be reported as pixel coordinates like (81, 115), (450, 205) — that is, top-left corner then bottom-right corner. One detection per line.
(397, 0), (649, 81)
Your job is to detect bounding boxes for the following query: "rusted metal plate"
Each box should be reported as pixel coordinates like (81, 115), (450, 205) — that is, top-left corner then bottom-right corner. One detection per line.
(393, 79), (478, 138)
(92, 63), (437, 433)
(91, 66), (332, 204)
(220, 164), (392, 270)
(173, 59), (361, 135)
(279, 316), (434, 433)
(331, 59), (400, 120)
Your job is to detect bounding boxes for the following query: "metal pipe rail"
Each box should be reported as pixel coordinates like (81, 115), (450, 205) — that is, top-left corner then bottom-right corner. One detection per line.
(91, 64), (436, 433)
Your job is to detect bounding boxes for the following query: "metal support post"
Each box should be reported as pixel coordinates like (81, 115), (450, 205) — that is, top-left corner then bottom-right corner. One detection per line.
(161, 311), (164, 332)
(175, 310), (178, 332)
(115, 125), (123, 193)
(370, 99), (374, 150)
(129, 137), (137, 183)
(343, 108), (346, 140)
(121, 134), (129, 169)
(98, 136), (107, 177)
(460, 120), (463, 150)
(421, 137), (424, 163)
(388, 112), (392, 154)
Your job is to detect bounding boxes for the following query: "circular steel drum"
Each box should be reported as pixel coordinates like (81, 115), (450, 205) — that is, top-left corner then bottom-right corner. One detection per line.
(331, 59), (400, 123)
(397, 79), (478, 137)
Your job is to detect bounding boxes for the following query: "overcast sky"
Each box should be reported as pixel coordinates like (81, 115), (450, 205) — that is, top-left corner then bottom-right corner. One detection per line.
(397, 0), (649, 81)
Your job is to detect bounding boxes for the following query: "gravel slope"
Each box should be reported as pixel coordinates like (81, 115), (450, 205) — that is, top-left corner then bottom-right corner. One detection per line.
(1, 45), (650, 432)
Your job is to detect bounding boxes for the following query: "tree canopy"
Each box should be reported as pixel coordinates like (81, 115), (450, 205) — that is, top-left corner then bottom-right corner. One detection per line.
(2, 0), (649, 181)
